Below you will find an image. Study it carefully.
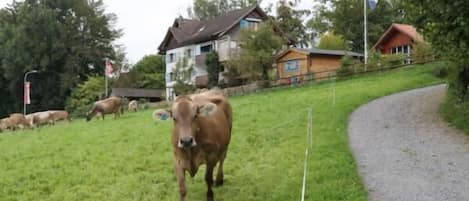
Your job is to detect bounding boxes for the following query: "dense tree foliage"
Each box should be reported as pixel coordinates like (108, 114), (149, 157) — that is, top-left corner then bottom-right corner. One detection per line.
(0, 0), (122, 116)
(318, 32), (349, 50)
(308, 0), (400, 52)
(227, 23), (283, 82)
(275, 0), (310, 47)
(402, 0), (469, 101)
(112, 54), (166, 89)
(188, 0), (260, 20)
(206, 51), (221, 87)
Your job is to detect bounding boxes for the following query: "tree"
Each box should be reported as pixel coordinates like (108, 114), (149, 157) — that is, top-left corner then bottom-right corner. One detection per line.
(275, 0), (310, 47)
(113, 54), (166, 89)
(206, 51), (221, 87)
(188, 0), (260, 20)
(402, 0), (469, 100)
(0, 0), (122, 115)
(173, 58), (196, 95)
(65, 76), (105, 117)
(229, 22), (283, 83)
(318, 32), (349, 50)
(308, 0), (399, 52)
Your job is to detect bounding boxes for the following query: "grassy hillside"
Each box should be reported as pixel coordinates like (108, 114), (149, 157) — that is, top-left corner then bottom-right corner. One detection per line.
(441, 94), (469, 134)
(0, 63), (443, 201)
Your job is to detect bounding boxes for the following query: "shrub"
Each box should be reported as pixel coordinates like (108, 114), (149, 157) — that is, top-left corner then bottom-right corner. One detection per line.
(338, 56), (362, 77)
(66, 76), (105, 117)
(412, 42), (434, 63)
(432, 65), (449, 78)
(382, 54), (404, 67)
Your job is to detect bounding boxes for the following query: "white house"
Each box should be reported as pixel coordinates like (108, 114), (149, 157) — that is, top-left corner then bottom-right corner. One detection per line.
(158, 5), (272, 100)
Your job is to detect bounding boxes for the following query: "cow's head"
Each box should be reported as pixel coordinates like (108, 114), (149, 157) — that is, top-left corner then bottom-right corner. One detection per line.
(85, 112), (92, 121)
(154, 96), (217, 149)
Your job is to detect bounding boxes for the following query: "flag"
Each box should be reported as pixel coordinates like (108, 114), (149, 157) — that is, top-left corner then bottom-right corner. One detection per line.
(105, 59), (114, 77)
(24, 82), (31, 105)
(367, 0), (377, 10)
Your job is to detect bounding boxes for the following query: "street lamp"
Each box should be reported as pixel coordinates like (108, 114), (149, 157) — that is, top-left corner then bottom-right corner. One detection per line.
(23, 70), (38, 115)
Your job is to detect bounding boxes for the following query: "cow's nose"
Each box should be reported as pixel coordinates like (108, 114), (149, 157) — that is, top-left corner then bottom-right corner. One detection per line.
(180, 137), (194, 147)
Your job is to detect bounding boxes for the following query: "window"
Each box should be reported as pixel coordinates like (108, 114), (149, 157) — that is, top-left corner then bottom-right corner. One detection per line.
(391, 45), (411, 55)
(284, 60), (299, 72)
(169, 72), (174, 82)
(185, 48), (193, 58)
(200, 44), (212, 53)
(168, 53), (175, 63)
(240, 19), (259, 30)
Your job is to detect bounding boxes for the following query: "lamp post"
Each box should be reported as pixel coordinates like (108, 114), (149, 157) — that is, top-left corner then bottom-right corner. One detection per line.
(23, 70), (38, 115)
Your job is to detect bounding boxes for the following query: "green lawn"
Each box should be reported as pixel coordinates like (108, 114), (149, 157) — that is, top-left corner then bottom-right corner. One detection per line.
(0, 63), (443, 201)
(441, 92), (469, 135)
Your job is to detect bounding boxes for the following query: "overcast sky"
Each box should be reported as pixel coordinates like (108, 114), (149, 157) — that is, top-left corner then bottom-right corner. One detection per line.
(0, 0), (315, 64)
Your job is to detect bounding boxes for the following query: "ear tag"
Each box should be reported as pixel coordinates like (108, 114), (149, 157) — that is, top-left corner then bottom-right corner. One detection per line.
(161, 113), (169, 120)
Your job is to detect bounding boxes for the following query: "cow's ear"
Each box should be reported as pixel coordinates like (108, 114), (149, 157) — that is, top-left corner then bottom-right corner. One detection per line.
(197, 102), (217, 118)
(153, 109), (172, 121)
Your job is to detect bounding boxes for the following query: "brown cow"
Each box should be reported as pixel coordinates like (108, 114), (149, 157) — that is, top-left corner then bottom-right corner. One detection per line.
(155, 90), (232, 201)
(86, 96), (123, 121)
(30, 111), (55, 127)
(8, 113), (31, 130)
(49, 110), (71, 122)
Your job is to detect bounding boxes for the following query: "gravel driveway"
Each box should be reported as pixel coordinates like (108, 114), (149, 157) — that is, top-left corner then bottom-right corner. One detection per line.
(348, 85), (469, 201)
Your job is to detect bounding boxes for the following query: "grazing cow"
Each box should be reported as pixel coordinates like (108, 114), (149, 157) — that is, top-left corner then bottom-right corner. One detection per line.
(0, 117), (13, 131)
(86, 96), (123, 121)
(24, 114), (35, 128)
(155, 90), (232, 201)
(49, 110), (71, 122)
(8, 113), (32, 130)
(30, 111), (55, 127)
(128, 100), (138, 112)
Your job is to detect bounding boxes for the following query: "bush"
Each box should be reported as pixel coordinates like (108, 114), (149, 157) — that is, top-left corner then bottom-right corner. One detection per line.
(432, 65), (449, 78)
(412, 42), (434, 63)
(442, 90), (469, 134)
(66, 76), (105, 117)
(338, 56), (362, 77)
(173, 81), (196, 96)
(382, 54), (405, 67)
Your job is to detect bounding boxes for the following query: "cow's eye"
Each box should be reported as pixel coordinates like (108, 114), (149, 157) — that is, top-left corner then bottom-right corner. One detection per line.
(172, 117), (177, 122)
(193, 114), (198, 120)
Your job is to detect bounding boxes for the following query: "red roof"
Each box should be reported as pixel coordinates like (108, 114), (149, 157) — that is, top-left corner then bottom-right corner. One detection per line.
(372, 23), (423, 49)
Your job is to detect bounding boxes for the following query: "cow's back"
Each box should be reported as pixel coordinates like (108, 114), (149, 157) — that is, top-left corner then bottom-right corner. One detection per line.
(96, 97), (122, 113)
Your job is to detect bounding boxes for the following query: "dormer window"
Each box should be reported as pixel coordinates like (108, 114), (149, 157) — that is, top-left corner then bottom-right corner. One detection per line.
(240, 18), (261, 30)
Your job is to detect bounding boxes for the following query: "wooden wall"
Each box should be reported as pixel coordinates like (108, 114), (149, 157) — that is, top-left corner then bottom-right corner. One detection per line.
(376, 30), (413, 54)
(276, 49), (351, 81)
(276, 50), (308, 78)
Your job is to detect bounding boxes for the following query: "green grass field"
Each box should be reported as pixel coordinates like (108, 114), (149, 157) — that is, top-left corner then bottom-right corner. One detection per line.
(441, 92), (469, 135)
(0, 63), (443, 201)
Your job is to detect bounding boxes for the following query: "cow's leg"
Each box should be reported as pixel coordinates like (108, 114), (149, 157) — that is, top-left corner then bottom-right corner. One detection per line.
(216, 151), (227, 186)
(205, 164), (215, 201)
(175, 165), (187, 201)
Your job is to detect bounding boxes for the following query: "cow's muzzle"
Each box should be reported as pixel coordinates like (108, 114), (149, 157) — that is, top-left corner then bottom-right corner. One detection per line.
(178, 136), (196, 148)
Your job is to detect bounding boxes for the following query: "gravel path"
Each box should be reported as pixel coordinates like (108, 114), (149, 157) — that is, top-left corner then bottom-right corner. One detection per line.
(348, 85), (469, 201)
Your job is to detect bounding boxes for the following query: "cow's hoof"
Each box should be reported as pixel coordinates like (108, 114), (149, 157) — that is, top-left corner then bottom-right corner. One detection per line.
(215, 179), (223, 187)
(206, 197), (214, 201)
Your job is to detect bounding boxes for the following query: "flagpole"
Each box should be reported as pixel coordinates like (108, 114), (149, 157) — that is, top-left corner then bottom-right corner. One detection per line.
(364, 0), (368, 71)
(105, 58), (108, 98)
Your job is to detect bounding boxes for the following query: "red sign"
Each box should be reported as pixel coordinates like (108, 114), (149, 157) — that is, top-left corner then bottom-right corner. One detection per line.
(105, 59), (113, 77)
(24, 82), (31, 105)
